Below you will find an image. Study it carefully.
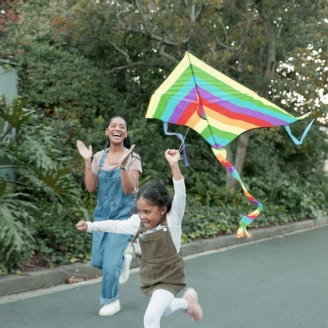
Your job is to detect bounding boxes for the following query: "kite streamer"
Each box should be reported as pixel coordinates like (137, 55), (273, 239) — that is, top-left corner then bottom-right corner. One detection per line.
(146, 51), (314, 238)
(213, 148), (263, 238)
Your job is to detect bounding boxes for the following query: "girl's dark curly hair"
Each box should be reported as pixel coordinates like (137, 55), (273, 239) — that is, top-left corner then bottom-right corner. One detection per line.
(136, 180), (172, 213)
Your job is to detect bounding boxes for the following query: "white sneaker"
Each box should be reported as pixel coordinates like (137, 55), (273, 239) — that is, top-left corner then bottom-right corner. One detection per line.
(99, 299), (121, 316)
(119, 253), (132, 284)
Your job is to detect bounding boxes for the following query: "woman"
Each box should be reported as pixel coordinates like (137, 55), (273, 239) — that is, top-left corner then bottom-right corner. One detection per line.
(77, 116), (142, 316)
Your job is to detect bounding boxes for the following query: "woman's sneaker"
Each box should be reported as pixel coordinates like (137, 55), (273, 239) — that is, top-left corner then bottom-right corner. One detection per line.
(119, 254), (132, 284)
(183, 288), (203, 321)
(99, 299), (121, 316)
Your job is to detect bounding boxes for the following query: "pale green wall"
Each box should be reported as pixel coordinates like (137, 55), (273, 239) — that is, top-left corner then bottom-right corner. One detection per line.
(0, 65), (18, 181)
(0, 66), (18, 104)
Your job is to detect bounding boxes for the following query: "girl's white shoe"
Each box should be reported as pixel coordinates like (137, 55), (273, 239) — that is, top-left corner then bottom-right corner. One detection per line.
(183, 288), (203, 321)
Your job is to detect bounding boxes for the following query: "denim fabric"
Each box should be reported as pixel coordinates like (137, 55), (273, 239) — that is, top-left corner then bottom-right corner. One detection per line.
(91, 148), (135, 304)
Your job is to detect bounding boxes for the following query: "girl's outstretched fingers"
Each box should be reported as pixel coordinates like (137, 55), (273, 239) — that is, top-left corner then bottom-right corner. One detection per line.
(76, 220), (88, 231)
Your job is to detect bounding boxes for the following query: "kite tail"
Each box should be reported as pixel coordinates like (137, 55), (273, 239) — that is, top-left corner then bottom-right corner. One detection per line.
(163, 122), (190, 166)
(212, 148), (263, 239)
(284, 118), (315, 145)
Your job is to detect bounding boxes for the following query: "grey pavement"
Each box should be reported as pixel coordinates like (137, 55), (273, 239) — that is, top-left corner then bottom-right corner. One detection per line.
(0, 217), (328, 328)
(1, 217), (327, 297)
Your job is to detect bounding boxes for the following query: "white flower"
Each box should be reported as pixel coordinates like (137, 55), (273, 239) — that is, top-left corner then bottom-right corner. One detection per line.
(133, 76), (140, 84)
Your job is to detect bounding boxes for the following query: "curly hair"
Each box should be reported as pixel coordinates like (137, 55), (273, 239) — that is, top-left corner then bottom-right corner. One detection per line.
(136, 180), (172, 213)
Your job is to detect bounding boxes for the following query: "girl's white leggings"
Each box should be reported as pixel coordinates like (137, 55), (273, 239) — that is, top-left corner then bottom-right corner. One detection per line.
(144, 288), (188, 328)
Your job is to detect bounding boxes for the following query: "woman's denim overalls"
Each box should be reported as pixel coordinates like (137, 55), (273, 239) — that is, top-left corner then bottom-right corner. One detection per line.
(91, 148), (135, 304)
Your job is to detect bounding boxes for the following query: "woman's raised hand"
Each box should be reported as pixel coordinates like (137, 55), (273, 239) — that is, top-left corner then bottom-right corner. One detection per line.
(119, 144), (136, 167)
(77, 140), (93, 160)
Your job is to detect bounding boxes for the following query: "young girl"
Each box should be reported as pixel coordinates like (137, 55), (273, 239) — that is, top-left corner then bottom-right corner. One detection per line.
(76, 149), (203, 327)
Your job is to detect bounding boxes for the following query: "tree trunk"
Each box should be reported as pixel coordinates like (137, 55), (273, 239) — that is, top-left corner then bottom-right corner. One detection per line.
(226, 131), (250, 192)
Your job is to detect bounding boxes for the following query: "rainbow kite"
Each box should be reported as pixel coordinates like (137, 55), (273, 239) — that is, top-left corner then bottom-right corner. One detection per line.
(146, 51), (314, 238)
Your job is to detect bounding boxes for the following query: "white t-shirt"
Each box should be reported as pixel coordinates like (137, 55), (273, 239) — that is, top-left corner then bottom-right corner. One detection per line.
(86, 178), (186, 252)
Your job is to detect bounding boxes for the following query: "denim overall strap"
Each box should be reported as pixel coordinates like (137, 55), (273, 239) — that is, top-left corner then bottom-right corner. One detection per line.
(98, 147), (108, 168)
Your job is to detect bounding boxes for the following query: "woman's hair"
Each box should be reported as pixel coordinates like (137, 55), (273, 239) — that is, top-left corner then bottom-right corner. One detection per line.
(106, 115), (131, 148)
(136, 180), (173, 212)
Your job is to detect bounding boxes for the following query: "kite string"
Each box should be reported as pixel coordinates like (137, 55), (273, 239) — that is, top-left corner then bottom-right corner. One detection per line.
(179, 143), (188, 154)
(178, 127), (190, 153)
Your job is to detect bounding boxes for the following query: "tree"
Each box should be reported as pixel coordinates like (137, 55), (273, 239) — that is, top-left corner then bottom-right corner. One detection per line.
(0, 0), (20, 35)
(0, 0), (326, 274)
(6, 0), (327, 189)
(270, 47), (328, 126)
(0, 96), (91, 274)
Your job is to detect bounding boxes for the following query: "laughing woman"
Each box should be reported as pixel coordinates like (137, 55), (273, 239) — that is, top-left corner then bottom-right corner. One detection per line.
(77, 116), (142, 316)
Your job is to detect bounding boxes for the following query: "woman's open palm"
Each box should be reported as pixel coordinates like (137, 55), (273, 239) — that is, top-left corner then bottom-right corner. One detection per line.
(77, 140), (93, 160)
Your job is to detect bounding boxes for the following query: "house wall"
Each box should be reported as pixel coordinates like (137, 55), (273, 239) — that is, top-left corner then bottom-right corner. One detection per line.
(0, 66), (18, 104)
(0, 65), (18, 181)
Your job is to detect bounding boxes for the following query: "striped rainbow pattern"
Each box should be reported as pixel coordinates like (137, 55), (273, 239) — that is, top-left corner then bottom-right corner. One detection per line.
(146, 51), (310, 149)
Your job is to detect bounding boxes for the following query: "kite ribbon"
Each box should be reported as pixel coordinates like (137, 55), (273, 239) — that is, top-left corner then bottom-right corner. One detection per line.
(285, 118), (315, 145)
(212, 148), (263, 238)
(163, 122), (190, 167)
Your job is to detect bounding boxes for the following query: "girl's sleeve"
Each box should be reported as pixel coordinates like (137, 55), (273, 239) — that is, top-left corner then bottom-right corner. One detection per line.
(87, 215), (140, 235)
(169, 177), (186, 225)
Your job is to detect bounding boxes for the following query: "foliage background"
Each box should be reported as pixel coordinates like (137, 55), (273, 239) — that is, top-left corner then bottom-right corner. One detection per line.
(0, 0), (327, 275)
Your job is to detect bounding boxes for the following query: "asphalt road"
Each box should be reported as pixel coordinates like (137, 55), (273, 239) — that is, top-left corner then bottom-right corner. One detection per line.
(1, 226), (328, 328)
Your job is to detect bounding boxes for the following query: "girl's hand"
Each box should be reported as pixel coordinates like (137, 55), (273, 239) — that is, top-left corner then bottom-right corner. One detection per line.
(77, 140), (93, 160)
(165, 149), (181, 165)
(76, 220), (88, 231)
(119, 144), (136, 167)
